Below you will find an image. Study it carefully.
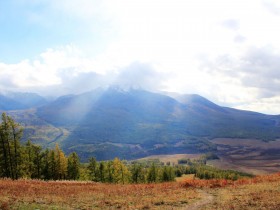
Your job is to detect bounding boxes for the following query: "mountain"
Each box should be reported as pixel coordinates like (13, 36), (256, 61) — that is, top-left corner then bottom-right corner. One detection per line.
(3, 88), (280, 161)
(0, 92), (47, 110)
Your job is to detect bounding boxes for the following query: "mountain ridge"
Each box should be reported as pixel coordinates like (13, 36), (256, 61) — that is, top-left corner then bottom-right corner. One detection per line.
(1, 88), (280, 161)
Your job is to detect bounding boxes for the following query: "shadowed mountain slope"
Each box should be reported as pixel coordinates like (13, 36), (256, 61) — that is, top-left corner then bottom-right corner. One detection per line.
(2, 88), (280, 160)
(33, 88), (280, 160)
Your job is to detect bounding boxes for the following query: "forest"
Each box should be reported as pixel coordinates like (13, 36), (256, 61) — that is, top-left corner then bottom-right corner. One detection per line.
(0, 113), (251, 183)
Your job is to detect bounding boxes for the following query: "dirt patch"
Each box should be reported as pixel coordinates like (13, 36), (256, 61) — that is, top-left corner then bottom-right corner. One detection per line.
(183, 190), (214, 210)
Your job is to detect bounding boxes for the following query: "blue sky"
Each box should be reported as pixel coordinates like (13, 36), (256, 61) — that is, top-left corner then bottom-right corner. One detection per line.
(0, 0), (112, 62)
(1, 0), (280, 114)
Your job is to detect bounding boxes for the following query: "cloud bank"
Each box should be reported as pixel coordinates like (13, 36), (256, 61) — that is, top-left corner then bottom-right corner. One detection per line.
(2, 0), (280, 114)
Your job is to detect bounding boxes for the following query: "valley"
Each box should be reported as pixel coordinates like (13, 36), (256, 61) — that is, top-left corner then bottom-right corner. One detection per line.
(209, 138), (280, 175)
(1, 88), (280, 173)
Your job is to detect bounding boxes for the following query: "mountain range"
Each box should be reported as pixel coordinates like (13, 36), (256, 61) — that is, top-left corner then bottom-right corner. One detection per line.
(1, 88), (280, 161)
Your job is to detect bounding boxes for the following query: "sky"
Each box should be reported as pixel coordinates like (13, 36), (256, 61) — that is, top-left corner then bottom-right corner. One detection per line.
(1, 0), (280, 114)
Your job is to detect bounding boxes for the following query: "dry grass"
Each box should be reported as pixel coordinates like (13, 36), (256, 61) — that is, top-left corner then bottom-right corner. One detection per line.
(204, 173), (280, 210)
(179, 173), (280, 210)
(211, 138), (280, 175)
(0, 179), (199, 209)
(1, 173), (280, 209)
(138, 153), (202, 165)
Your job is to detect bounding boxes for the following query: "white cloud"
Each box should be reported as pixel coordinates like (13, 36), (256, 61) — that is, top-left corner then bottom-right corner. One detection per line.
(2, 0), (280, 114)
(235, 96), (280, 114)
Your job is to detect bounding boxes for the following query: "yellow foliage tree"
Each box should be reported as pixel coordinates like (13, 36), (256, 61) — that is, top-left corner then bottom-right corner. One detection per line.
(112, 158), (131, 184)
(55, 144), (67, 179)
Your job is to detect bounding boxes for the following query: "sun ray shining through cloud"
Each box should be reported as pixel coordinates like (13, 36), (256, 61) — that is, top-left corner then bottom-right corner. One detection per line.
(1, 0), (280, 114)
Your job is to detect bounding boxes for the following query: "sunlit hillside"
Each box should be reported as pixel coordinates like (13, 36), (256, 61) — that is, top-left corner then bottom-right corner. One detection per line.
(1, 173), (279, 209)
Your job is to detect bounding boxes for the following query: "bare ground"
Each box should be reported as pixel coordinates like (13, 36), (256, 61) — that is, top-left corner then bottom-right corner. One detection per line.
(183, 190), (214, 210)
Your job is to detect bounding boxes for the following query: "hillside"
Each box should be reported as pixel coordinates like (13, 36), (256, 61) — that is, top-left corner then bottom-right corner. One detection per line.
(0, 92), (47, 110)
(0, 173), (280, 209)
(2, 88), (280, 162)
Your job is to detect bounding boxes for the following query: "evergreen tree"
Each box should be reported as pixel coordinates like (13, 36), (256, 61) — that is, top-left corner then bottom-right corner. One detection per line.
(99, 161), (106, 182)
(0, 113), (22, 179)
(106, 160), (114, 183)
(33, 144), (43, 179)
(42, 148), (51, 180)
(67, 152), (80, 180)
(8, 115), (23, 179)
(24, 140), (36, 178)
(147, 163), (158, 183)
(131, 163), (144, 183)
(88, 157), (98, 181)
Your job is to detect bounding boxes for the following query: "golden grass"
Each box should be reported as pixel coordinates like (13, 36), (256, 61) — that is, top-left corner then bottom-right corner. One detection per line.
(0, 179), (199, 209)
(138, 153), (202, 165)
(1, 173), (280, 209)
(205, 176), (280, 209)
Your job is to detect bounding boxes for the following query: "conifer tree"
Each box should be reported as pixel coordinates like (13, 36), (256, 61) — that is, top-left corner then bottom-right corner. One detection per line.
(131, 163), (145, 183)
(106, 160), (114, 183)
(67, 152), (80, 180)
(88, 157), (98, 181)
(147, 163), (158, 183)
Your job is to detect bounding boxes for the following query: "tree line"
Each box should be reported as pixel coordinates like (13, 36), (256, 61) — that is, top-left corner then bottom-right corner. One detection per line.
(0, 113), (175, 183)
(0, 113), (251, 183)
(178, 157), (253, 180)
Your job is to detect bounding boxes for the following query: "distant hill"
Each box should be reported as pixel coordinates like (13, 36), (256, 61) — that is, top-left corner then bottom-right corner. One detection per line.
(0, 92), (47, 110)
(2, 88), (280, 161)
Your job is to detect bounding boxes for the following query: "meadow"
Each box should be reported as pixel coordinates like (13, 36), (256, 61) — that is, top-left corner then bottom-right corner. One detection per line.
(210, 138), (280, 175)
(1, 172), (280, 209)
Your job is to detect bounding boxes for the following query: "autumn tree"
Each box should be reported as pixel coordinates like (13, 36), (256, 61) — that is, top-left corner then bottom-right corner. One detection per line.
(55, 144), (67, 179)
(112, 158), (130, 184)
(105, 160), (114, 183)
(0, 113), (23, 179)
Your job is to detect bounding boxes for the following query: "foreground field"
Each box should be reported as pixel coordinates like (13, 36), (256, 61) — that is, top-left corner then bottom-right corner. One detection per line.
(0, 179), (199, 209)
(1, 173), (280, 209)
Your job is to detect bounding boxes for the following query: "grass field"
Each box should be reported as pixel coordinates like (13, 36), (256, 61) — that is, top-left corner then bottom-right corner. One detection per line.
(1, 173), (280, 209)
(0, 179), (199, 209)
(138, 153), (202, 165)
(209, 138), (280, 175)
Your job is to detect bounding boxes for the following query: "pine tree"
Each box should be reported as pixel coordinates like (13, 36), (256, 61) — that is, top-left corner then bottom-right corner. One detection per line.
(49, 150), (57, 179)
(42, 148), (51, 180)
(33, 145), (43, 179)
(24, 140), (36, 178)
(88, 157), (98, 181)
(105, 160), (114, 183)
(99, 162), (106, 182)
(8, 115), (23, 179)
(131, 163), (144, 183)
(67, 152), (80, 180)
(147, 163), (158, 183)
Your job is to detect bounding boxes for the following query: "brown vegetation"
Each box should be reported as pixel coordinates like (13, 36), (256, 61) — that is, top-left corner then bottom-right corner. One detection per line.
(1, 173), (280, 209)
(0, 179), (199, 209)
(210, 138), (280, 175)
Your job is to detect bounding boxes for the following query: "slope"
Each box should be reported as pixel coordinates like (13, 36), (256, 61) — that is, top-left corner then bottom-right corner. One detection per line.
(33, 88), (280, 160)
